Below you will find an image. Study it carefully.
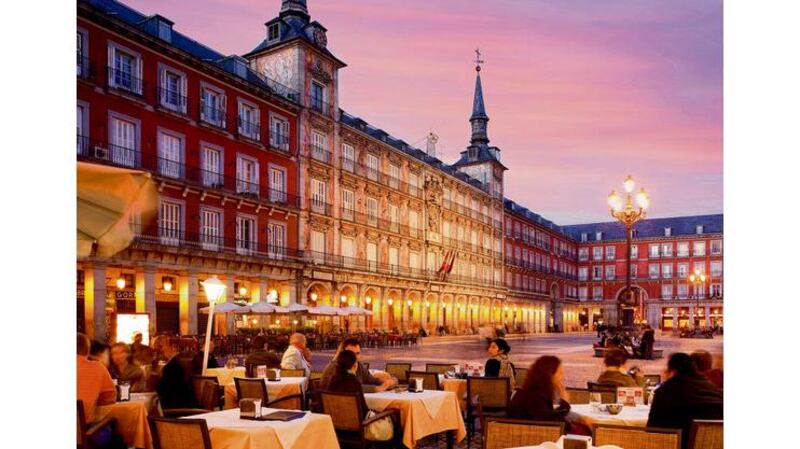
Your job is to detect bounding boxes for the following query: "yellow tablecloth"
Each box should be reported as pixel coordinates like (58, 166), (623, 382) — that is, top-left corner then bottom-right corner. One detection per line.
(95, 401), (152, 449)
(441, 378), (467, 409)
(224, 377), (307, 409)
(365, 390), (466, 449)
(190, 408), (339, 449)
(207, 367), (247, 385)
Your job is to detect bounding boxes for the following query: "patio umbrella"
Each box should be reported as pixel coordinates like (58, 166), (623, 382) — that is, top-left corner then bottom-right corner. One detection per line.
(307, 305), (340, 315)
(249, 302), (281, 314)
(77, 161), (158, 259)
(200, 302), (250, 314)
(281, 303), (310, 313)
(340, 306), (370, 316)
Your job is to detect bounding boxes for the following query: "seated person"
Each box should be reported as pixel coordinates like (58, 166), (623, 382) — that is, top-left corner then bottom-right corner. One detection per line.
(508, 356), (594, 434)
(77, 333), (117, 419)
(156, 338), (197, 409)
(597, 348), (645, 387)
(191, 339), (220, 374)
(320, 338), (396, 392)
(110, 342), (145, 392)
(647, 353), (723, 449)
(244, 335), (282, 373)
(89, 341), (111, 369)
(484, 338), (516, 389)
(691, 350), (723, 390)
(281, 333), (312, 377)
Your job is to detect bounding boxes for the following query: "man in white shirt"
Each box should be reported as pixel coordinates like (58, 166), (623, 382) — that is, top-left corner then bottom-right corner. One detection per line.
(281, 333), (312, 376)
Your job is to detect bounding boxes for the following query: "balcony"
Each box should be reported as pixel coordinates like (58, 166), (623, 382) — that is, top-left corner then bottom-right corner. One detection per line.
(237, 117), (261, 141)
(157, 87), (188, 115)
(77, 54), (93, 80)
(200, 102), (227, 129)
(235, 178), (260, 198)
(107, 67), (145, 96)
(269, 133), (290, 154)
(309, 144), (332, 164)
(133, 226), (301, 261)
(310, 96), (331, 117)
(310, 198), (332, 215)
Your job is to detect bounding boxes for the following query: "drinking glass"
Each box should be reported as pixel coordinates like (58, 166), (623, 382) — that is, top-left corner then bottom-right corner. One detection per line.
(589, 392), (602, 410)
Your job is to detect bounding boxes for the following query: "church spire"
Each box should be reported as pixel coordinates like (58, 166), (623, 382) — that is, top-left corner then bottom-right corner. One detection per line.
(469, 48), (489, 146)
(280, 0), (309, 19)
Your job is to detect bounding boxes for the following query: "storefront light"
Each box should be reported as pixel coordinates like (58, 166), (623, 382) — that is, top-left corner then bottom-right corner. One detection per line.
(116, 276), (126, 290)
(162, 279), (173, 292)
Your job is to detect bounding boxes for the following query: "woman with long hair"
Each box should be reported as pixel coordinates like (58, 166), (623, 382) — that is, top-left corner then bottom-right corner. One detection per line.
(508, 355), (593, 434)
(484, 338), (516, 389)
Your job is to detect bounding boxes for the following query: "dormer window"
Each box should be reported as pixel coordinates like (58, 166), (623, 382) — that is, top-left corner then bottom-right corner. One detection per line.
(268, 23), (280, 42)
(469, 147), (478, 159)
(580, 233), (588, 242)
(696, 225), (704, 235)
(595, 231), (603, 241)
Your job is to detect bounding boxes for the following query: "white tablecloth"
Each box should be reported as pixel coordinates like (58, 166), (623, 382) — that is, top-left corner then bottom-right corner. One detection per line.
(190, 407), (311, 449)
(571, 404), (650, 427)
(365, 390), (447, 419)
(508, 435), (623, 449)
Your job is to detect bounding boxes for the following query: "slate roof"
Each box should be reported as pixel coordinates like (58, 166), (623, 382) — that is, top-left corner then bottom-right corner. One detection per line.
(562, 214), (723, 241)
(504, 199), (566, 235)
(244, 9), (345, 65)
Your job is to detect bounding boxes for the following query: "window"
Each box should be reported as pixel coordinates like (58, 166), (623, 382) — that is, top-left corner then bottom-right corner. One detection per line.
(710, 240), (722, 255)
(267, 222), (286, 259)
(108, 43), (142, 94)
(201, 145), (223, 187)
(109, 114), (138, 167)
(579, 287), (588, 301)
(311, 81), (326, 112)
(578, 248), (589, 261)
(367, 242), (377, 263)
(236, 216), (256, 255)
(238, 100), (260, 140)
(342, 143), (355, 172)
(593, 287), (603, 301)
(268, 166), (287, 203)
(649, 264), (660, 279)
(677, 263), (689, 278)
(592, 247), (603, 261)
(366, 154), (379, 180)
(710, 284), (722, 297)
(200, 208), (222, 251)
(605, 265), (616, 280)
(77, 104), (88, 154)
(341, 189), (355, 220)
(662, 243), (673, 258)
(593, 266), (603, 281)
(269, 116), (290, 151)
(711, 261), (722, 277)
(77, 29), (88, 76)
(389, 204), (399, 232)
(366, 197), (378, 225)
(677, 242), (689, 257)
(661, 284), (673, 299)
(310, 179), (327, 213)
(310, 230), (325, 257)
(159, 66), (187, 112)
(409, 210), (419, 236)
(696, 225), (704, 235)
(408, 172), (419, 196)
(268, 23), (280, 41)
(159, 200), (182, 246)
(693, 262), (705, 274)
(649, 244), (660, 258)
(605, 246), (616, 260)
(409, 251), (420, 270)
(311, 131), (328, 162)
(595, 231), (603, 241)
(629, 264), (637, 278)
(388, 164), (400, 189)
(630, 244), (638, 259)
(388, 247), (399, 267)
(341, 236), (355, 259)
(200, 85), (226, 127)
(157, 130), (183, 179)
(693, 241), (706, 256)
(662, 263), (673, 279)
(580, 233), (588, 242)
(664, 227), (672, 237)
(236, 156), (259, 196)
(678, 284), (689, 299)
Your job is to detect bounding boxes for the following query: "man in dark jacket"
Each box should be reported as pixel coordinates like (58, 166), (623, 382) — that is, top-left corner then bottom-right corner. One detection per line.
(156, 338), (197, 409)
(648, 353), (723, 449)
(320, 338), (396, 392)
(244, 335), (282, 373)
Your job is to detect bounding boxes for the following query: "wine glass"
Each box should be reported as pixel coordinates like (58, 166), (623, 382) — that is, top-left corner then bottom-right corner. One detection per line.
(589, 392), (602, 410)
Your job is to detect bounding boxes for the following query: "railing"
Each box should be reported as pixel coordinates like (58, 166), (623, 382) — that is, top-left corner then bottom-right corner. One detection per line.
(133, 226), (302, 261)
(107, 67), (145, 96)
(157, 87), (188, 114)
(200, 101), (227, 129)
(309, 144), (332, 164)
(237, 117), (261, 141)
(310, 96), (331, 117)
(310, 198), (332, 215)
(339, 207), (411, 235)
(270, 133), (290, 153)
(339, 159), (423, 198)
(441, 198), (494, 226)
(77, 135), (301, 208)
(77, 54), (93, 80)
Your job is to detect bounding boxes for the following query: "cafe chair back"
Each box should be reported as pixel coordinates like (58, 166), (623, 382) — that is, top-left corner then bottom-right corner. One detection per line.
(281, 369), (306, 378)
(385, 363), (412, 383)
(406, 370), (440, 390)
(689, 420), (723, 449)
(235, 377), (269, 402)
(309, 371), (324, 381)
(77, 400), (118, 449)
(149, 417), (212, 449)
(467, 376), (511, 443)
(594, 424), (681, 449)
(483, 418), (564, 449)
(514, 367), (528, 390)
(191, 376), (219, 406)
(425, 363), (456, 374)
(587, 382), (618, 404)
(319, 390), (401, 447)
(565, 387), (591, 404)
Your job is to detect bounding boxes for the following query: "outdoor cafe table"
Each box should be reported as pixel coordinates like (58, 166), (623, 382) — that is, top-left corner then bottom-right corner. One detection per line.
(507, 435), (623, 449)
(571, 403), (650, 427)
(223, 376), (307, 409)
(440, 377), (467, 409)
(364, 389), (466, 449)
(187, 407), (339, 449)
(207, 366), (247, 385)
(94, 395), (154, 449)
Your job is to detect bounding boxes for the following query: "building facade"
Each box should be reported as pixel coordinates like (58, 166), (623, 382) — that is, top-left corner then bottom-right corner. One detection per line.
(76, 0), (723, 340)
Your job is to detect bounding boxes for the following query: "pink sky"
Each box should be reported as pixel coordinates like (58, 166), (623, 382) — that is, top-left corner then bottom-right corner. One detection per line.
(125, 0), (722, 225)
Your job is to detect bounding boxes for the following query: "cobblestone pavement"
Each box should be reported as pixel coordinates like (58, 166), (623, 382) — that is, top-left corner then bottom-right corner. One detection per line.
(310, 332), (723, 388)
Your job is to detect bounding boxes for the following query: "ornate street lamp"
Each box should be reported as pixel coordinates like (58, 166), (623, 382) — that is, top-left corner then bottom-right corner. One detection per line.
(608, 175), (649, 327)
(689, 268), (707, 327)
(201, 275), (226, 375)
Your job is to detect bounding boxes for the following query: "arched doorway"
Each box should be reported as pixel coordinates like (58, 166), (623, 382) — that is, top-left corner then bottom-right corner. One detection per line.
(363, 287), (379, 330)
(615, 285), (647, 326)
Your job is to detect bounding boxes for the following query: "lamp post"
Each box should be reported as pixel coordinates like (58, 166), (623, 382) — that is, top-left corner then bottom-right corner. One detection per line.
(201, 275), (226, 376)
(689, 268), (707, 328)
(607, 175), (649, 327)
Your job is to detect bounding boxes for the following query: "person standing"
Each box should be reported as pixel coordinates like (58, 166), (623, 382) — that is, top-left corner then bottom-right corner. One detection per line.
(640, 325), (656, 359)
(281, 333), (312, 376)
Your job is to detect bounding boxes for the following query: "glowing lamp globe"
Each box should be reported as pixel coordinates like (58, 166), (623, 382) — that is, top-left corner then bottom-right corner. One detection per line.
(201, 275), (226, 303)
(624, 175), (635, 193)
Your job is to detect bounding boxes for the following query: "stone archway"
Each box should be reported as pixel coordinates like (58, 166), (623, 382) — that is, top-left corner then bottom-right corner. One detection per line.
(362, 286), (380, 329)
(615, 284), (648, 325)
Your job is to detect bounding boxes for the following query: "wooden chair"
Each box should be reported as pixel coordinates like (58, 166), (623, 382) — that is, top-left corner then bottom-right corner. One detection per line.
(514, 367), (528, 389)
(587, 382), (618, 404)
(281, 369), (307, 378)
(233, 377), (304, 410)
(77, 400), (118, 449)
(566, 387), (591, 404)
(320, 391), (401, 448)
(191, 375), (220, 408)
(406, 370), (440, 390)
(467, 377), (511, 442)
(426, 363), (456, 374)
(483, 418), (564, 449)
(310, 371), (324, 381)
(155, 380), (222, 418)
(594, 424), (681, 449)
(149, 417), (212, 449)
(689, 420), (723, 449)
(384, 363), (412, 384)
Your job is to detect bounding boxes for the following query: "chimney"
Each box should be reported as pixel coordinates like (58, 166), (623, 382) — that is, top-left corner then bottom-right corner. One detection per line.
(426, 132), (439, 158)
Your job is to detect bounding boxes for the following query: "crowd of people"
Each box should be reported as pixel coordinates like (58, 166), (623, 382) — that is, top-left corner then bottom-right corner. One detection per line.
(595, 324), (657, 359)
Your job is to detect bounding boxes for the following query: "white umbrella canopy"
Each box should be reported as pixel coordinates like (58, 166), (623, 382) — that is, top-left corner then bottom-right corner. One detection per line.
(307, 305), (340, 316)
(340, 306), (372, 316)
(249, 302), (280, 314)
(280, 303), (310, 313)
(199, 302), (250, 314)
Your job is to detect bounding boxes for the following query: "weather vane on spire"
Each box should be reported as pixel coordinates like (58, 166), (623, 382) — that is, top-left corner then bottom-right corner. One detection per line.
(474, 48), (484, 72)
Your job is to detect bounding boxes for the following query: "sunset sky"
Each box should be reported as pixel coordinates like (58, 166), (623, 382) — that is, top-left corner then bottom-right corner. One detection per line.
(126, 0), (722, 225)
